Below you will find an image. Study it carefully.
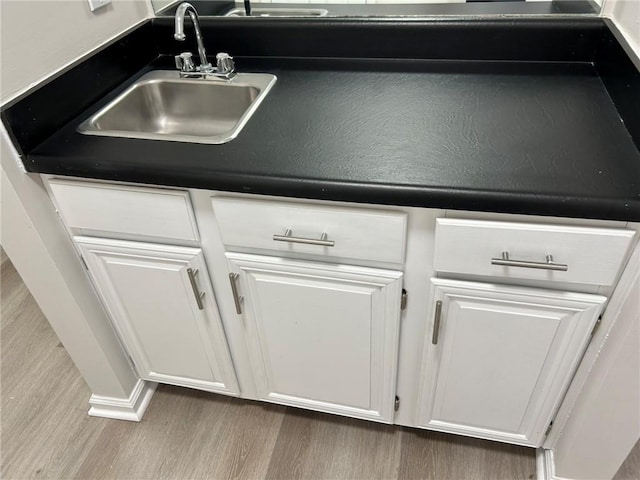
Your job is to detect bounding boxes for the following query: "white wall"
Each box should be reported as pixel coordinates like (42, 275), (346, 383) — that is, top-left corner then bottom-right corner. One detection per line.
(547, 6), (640, 478)
(0, 0), (152, 103)
(1, 1), (151, 404)
(151, 0), (178, 12)
(549, 5), (640, 473)
(1, 132), (141, 399)
(604, 0), (640, 58)
(551, 243), (640, 480)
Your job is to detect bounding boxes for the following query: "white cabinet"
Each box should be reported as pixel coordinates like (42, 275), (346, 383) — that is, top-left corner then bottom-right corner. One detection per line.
(211, 196), (408, 264)
(77, 237), (239, 396)
(416, 278), (605, 447)
(433, 218), (635, 287)
(48, 178), (201, 244)
(44, 177), (638, 446)
(226, 252), (403, 423)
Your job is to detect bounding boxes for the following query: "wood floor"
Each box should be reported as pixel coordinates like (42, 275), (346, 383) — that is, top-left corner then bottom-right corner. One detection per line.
(0, 249), (635, 480)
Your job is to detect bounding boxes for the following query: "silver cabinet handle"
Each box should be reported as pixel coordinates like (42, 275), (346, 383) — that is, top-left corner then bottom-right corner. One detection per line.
(187, 268), (205, 310)
(491, 251), (568, 271)
(273, 228), (335, 247)
(228, 273), (243, 314)
(432, 300), (443, 345)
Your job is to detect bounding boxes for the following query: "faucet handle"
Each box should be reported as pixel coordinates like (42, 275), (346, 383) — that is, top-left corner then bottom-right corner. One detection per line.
(216, 52), (235, 75)
(175, 52), (196, 72)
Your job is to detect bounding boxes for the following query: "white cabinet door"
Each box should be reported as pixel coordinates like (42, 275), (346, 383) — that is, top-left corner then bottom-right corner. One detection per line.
(226, 253), (403, 423)
(417, 278), (605, 447)
(77, 237), (239, 395)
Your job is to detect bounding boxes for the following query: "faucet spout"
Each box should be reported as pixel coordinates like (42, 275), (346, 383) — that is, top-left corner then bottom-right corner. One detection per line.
(174, 2), (212, 72)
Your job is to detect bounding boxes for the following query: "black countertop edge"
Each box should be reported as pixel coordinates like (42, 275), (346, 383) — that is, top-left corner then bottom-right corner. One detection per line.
(26, 159), (640, 222)
(150, 17), (606, 64)
(157, 0), (598, 17)
(151, 15), (605, 26)
(154, 54), (599, 74)
(596, 20), (640, 152)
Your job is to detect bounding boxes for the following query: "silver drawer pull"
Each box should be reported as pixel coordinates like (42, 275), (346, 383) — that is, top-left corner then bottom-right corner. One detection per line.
(187, 268), (205, 310)
(491, 251), (568, 271)
(273, 228), (335, 247)
(228, 273), (243, 315)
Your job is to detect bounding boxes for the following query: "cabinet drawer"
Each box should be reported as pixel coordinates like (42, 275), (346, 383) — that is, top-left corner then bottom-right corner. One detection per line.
(211, 197), (407, 264)
(434, 218), (635, 286)
(48, 179), (199, 243)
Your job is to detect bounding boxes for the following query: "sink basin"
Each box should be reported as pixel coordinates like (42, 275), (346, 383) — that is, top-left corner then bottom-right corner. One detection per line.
(78, 70), (277, 144)
(224, 7), (328, 16)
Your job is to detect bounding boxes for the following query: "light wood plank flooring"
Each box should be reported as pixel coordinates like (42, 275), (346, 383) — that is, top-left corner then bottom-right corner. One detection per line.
(0, 249), (632, 480)
(616, 441), (640, 480)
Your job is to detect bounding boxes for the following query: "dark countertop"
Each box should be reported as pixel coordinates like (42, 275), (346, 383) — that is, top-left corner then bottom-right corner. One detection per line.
(25, 57), (640, 220)
(4, 18), (640, 221)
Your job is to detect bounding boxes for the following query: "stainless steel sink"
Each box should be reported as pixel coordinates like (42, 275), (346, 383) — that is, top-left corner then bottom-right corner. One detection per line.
(224, 7), (328, 16)
(78, 70), (277, 144)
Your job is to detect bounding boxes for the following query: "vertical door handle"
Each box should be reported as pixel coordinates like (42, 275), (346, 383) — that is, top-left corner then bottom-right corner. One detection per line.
(187, 268), (205, 310)
(432, 300), (443, 345)
(228, 273), (243, 314)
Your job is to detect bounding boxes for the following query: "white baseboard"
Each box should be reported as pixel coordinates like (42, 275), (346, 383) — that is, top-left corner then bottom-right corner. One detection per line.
(537, 448), (553, 480)
(88, 379), (157, 421)
(537, 449), (573, 480)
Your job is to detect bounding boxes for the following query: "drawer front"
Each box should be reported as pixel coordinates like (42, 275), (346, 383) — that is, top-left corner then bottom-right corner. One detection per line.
(434, 218), (635, 286)
(48, 179), (199, 243)
(211, 197), (407, 264)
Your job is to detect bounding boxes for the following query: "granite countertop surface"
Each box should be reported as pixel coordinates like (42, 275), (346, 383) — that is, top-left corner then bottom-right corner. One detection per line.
(24, 54), (640, 221)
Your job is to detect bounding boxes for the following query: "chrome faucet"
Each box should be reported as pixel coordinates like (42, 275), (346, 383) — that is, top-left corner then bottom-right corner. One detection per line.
(174, 2), (235, 79)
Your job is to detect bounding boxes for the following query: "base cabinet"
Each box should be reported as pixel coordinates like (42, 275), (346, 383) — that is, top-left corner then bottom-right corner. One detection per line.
(226, 253), (403, 423)
(77, 237), (239, 395)
(416, 278), (606, 447)
(43, 178), (637, 449)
